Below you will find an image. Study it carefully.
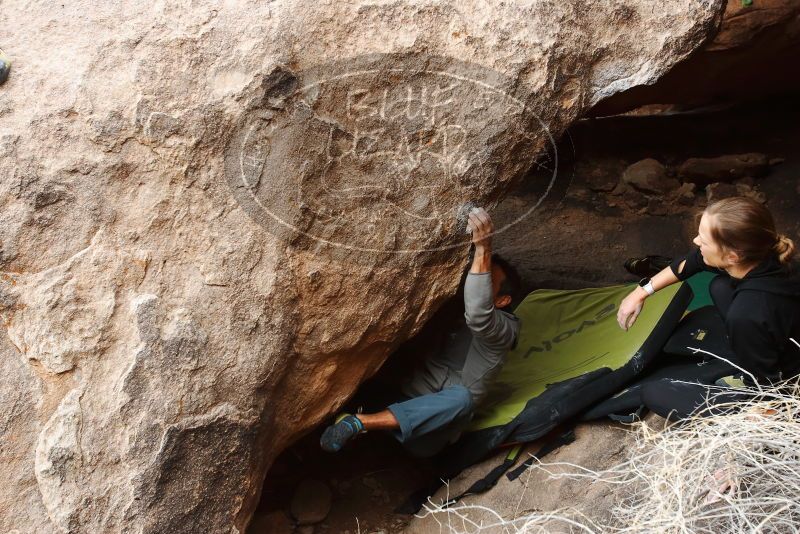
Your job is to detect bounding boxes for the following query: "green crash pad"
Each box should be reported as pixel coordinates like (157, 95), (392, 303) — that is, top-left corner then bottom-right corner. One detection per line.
(471, 281), (684, 431)
(415, 277), (703, 512)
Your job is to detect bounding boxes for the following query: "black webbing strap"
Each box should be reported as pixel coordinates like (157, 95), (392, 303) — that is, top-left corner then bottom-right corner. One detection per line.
(506, 427), (576, 481)
(607, 405), (647, 424)
(394, 479), (446, 515)
(397, 427), (577, 514)
(441, 444), (524, 506)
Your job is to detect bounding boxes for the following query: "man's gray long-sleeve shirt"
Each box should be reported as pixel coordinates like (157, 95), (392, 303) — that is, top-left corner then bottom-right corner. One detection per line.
(401, 272), (521, 405)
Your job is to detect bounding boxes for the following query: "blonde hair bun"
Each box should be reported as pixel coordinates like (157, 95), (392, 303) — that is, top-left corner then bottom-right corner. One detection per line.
(775, 234), (796, 264)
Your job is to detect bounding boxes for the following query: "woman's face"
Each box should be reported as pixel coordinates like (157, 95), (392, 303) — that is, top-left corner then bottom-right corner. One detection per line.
(693, 212), (730, 268)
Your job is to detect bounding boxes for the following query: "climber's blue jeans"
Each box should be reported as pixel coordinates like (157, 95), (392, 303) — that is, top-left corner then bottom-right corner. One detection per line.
(387, 385), (474, 458)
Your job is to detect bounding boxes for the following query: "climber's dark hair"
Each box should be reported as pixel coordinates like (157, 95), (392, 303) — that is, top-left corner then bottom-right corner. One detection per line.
(492, 253), (523, 311)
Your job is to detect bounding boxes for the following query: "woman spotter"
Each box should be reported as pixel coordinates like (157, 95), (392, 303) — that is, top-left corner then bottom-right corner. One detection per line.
(617, 196), (800, 419)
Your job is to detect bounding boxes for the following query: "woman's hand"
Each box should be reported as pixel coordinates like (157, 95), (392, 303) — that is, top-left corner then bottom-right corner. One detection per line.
(617, 287), (648, 331)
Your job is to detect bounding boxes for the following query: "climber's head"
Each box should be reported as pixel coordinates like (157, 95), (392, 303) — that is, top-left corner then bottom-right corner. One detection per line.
(491, 254), (522, 311)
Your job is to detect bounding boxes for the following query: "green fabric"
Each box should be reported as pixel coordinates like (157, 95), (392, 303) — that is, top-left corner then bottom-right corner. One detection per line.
(504, 444), (523, 461)
(469, 283), (681, 431)
(686, 271), (716, 311)
(715, 375), (747, 389)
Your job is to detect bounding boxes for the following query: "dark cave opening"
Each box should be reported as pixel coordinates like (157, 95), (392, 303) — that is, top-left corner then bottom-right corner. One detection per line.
(250, 92), (800, 534)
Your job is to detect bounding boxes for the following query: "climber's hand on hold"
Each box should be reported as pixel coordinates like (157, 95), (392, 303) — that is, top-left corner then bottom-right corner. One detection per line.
(468, 208), (493, 274)
(467, 208), (493, 249)
(617, 288), (647, 331)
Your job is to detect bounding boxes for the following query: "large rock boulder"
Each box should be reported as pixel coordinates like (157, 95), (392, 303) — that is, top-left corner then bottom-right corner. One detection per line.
(0, 1), (723, 532)
(678, 152), (770, 187)
(622, 158), (680, 195)
(591, 0), (800, 115)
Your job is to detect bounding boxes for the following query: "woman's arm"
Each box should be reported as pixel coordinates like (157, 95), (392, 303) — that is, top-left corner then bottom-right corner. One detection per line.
(616, 263), (683, 331)
(669, 248), (723, 281)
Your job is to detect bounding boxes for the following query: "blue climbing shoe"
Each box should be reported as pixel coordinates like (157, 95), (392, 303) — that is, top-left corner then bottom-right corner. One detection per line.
(320, 413), (363, 452)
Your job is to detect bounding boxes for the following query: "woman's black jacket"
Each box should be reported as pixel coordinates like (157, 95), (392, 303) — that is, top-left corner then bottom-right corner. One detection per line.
(670, 249), (800, 383)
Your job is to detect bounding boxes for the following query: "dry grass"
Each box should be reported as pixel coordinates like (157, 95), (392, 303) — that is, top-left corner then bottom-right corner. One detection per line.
(417, 379), (800, 533)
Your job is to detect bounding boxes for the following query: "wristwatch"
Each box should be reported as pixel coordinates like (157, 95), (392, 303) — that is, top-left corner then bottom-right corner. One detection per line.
(638, 277), (655, 296)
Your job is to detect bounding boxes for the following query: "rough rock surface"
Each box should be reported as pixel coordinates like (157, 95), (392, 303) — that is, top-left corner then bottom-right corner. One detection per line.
(0, 2), (724, 532)
(289, 479), (332, 525)
(622, 158), (679, 195)
(706, 181), (740, 202)
(678, 152), (769, 187)
(592, 0), (800, 115)
(402, 420), (646, 534)
(248, 511), (294, 534)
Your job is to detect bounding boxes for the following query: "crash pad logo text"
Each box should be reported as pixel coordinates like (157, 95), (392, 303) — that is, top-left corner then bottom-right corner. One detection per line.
(522, 303), (616, 358)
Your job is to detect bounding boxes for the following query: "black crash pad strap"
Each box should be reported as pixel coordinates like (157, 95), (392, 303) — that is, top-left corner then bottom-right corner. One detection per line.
(445, 444), (524, 504)
(506, 427), (576, 481)
(396, 445), (525, 515)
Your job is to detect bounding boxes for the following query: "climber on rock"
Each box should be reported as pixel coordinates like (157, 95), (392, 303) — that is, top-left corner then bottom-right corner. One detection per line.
(320, 208), (522, 457)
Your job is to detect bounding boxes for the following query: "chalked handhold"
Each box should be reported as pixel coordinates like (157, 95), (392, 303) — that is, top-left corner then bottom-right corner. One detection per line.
(457, 201), (478, 234)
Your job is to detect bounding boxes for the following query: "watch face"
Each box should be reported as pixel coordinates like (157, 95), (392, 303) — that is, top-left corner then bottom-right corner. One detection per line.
(639, 278), (650, 287)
